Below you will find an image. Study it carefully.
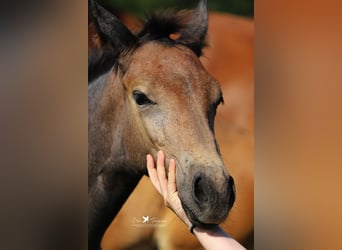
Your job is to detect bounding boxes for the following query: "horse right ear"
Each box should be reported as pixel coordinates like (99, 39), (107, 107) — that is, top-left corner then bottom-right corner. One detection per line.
(178, 0), (208, 56)
(88, 0), (136, 55)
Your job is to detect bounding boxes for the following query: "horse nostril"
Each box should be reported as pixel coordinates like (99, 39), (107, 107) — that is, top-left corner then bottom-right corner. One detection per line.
(228, 176), (236, 209)
(193, 175), (208, 204)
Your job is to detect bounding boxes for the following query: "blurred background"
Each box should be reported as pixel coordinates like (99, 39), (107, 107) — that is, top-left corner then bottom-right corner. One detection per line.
(102, 0), (254, 18)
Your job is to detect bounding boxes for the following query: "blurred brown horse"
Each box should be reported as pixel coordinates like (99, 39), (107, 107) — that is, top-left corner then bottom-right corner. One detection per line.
(97, 9), (254, 250)
(88, 1), (238, 249)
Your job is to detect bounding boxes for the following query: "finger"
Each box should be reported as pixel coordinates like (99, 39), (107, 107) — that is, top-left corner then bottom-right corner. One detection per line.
(156, 150), (168, 197)
(168, 159), (177, 193)
(146, 154), (162, 194)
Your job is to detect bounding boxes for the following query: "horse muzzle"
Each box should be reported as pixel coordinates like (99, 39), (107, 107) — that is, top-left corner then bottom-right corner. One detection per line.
(178, 169), (236, 226)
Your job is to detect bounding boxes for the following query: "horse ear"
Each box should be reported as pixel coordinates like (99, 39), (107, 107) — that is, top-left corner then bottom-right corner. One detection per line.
(88, 0), (136, 54)
(179, 0), (208, 56)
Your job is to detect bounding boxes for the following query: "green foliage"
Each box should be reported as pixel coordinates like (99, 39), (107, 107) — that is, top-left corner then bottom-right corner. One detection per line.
(103, 0), (253, 18)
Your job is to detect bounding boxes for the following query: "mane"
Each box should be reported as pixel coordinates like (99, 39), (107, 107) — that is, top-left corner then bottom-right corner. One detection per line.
(88, 8), (206, 83)
(137, 10), (186, 43)
(136, 10), (206, 55)
(88, 48), (117, 83)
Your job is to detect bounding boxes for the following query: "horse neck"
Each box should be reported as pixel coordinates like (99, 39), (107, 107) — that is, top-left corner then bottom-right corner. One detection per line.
(89, 70), (151, 172)
(88, 73), (143, 248)
(89, 71), (144, 173)
(89, 71), (145, 181)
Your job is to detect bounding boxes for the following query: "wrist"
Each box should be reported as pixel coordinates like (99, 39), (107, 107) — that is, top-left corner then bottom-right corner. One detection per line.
(191, 224), (224, 235)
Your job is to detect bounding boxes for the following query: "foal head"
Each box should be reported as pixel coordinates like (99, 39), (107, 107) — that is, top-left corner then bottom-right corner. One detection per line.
(89, 0), (235, 227)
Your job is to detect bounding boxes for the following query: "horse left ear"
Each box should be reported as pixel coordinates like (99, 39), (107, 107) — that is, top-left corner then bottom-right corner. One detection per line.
(179, 0), (208, 56)
(88, 0), (136, 54)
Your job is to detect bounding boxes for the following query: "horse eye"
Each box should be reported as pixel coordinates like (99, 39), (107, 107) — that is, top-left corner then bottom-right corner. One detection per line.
(132, 90), (154, 106)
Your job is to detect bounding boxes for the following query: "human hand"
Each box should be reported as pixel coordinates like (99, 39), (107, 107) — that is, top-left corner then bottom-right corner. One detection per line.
(146, 151), (191, 227)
